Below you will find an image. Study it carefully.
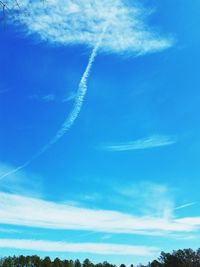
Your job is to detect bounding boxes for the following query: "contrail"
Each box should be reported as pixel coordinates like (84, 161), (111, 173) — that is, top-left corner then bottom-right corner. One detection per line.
(0, 26), (107, 181)
(174, 202), (197, 211)
(44, 25), (107, 147)
(0, 161), (31, 181)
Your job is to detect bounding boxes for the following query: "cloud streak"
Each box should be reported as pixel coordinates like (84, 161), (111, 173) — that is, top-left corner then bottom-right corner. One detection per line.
(0, 192), (199, 236)
(0, 238), (159, 256)
(174, 202), (197, 211)
(102, 135), (177, 152)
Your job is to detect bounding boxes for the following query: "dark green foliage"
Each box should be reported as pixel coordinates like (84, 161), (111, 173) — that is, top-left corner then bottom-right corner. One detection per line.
(63, 260), (71, 267)
(43, 257), (52, 267)
(150, 248), (200, 267)
(2, 256), (12, 267)
(83, 259), (93, 267)
(52, 257), (63, 267)
(1, 248), (200, 267)
(149, 260), (162, 267)
(74, 259), (81, 267)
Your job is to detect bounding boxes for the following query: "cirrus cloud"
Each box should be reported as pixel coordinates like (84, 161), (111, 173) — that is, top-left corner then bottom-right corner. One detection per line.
(7, 0), (173, 55)
(0, 191), (198, 236)
(101, 135), (177, 152)
(0, 238), (159, 256)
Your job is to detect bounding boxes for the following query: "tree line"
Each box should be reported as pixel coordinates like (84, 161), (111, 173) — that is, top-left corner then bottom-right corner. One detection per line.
(1, 248), (200, 267)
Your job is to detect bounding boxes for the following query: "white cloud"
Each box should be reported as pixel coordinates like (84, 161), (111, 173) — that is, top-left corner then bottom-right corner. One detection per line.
(176, 217), (200, 226)
(7, 0), (173, 54)
(0, 192), (198, 236)
(0, 238), (159, 256)
(102, 135), (177, 152)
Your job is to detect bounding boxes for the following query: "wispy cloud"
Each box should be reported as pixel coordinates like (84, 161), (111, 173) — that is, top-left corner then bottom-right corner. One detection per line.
(114, 182), (174, 219)
(41, 94), (56, 102)
(28, 94), (56, 102)
(8, 0), (173, 55)
(0, 192), (199, 236)
(63, 91), (76, 102)
(174, 202), (197, 211)
(102, 135), (177, 152)
(0, 162), (43, 197)
(0, 238), (159, 256)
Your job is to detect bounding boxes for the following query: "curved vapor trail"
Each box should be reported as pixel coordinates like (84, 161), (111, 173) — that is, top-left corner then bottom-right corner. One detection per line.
(0, 26), (107, 181)
(45, 25), (107, 148)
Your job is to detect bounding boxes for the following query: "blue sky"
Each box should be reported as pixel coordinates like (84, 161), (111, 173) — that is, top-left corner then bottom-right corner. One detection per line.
(0, 0), (200, 265)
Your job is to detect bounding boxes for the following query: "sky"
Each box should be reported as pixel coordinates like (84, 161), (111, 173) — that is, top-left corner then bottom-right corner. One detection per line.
(0, 0), (200, 265)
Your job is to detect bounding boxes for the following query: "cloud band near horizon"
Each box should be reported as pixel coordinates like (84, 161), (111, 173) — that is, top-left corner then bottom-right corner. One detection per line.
(0, 192), (199, 236)
(0, 239), (159, 256)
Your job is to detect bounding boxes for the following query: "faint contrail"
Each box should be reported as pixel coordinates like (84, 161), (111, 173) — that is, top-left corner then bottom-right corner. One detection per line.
(0, 26), (107, 180)
(0, 161), (31, 181)
(174, 202), (197, 211)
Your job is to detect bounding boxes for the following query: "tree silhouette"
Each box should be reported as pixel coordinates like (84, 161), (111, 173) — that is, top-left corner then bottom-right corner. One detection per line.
(1, 249), (200, 267)
(43, 256), (52, 267)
